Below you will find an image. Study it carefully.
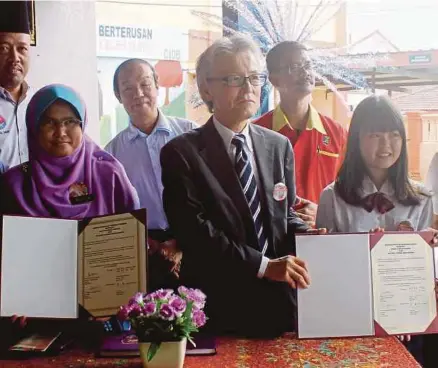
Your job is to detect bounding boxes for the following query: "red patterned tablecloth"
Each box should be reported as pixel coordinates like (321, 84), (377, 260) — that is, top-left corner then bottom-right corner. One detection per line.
(0, 333), (419, 368)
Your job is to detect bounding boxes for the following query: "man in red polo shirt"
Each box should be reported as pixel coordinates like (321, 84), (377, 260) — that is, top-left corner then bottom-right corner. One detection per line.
(254, 41), (347, 226)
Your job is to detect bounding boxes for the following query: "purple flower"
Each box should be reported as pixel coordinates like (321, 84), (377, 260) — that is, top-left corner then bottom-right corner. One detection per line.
(169, 295), (186, 317)
(192, 289), (206, 303)
(159, 304), (175, 321)
(186, 289), (206, 309)
(129, 292), (144, 306)
(155, 289), (174, 300)
(129, 304), (143, 318)
(146, 289), (174, 302)
(192, 309), (207, 328)
(117, 305), (131, 321)
(178, 286), (189, 296)
(143, 301), (157, 317)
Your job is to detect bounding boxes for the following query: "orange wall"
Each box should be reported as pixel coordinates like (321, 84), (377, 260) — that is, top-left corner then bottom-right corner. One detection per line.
(405, 112), (423, 179)
(311, 89), (351, 127)
(312, 89), (334, 117)
(186, 30), (222, 125)
(404, 111), (438, 181)
(333, 91), (351, 127)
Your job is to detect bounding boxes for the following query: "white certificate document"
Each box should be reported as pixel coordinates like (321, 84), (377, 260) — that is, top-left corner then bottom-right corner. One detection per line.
(296, 234), (374, 338)
(1, 216), (78, 318)
(371, 233), (437, 334)
(77, 212), (147, 317)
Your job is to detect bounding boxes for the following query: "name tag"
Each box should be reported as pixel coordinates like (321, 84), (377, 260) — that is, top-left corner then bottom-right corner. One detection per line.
(71, 194), (95, 205)
(69, 182), (93, 205)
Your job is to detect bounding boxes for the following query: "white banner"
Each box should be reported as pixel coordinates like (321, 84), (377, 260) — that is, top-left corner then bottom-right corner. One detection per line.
(97, 23), (189, 62)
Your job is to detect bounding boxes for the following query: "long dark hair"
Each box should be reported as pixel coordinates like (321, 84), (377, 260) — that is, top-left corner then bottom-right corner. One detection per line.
(335, 95), (420, 206)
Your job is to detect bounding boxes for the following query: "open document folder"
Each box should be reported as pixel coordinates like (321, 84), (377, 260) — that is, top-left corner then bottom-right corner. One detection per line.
(0, 209), (147, 319)
(296, 232), (438, 338)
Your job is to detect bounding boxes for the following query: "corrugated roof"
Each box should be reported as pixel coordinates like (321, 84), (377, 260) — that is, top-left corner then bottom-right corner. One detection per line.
(391, 85), (438, 112)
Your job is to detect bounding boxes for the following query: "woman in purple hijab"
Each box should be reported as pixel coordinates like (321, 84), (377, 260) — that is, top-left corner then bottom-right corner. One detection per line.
(0, 84), (140, 350)
(1, 84), (139, 218)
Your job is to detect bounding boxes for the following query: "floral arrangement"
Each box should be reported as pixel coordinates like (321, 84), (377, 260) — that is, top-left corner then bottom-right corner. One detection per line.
(117, 286), (207, 361)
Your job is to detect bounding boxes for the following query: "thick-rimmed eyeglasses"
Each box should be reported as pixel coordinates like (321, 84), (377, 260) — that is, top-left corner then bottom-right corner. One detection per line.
(40, 118), (83, 131)
(207, 73), (267, 87)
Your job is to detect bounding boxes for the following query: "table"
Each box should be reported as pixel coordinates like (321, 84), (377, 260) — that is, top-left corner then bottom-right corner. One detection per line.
(0, 333), (419, 368)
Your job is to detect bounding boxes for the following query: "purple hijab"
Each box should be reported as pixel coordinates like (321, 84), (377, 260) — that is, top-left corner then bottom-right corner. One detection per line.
(1, 84), (139, 219)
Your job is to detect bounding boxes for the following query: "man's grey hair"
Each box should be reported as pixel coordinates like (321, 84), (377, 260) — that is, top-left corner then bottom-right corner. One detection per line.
(196, 33), (265, 113)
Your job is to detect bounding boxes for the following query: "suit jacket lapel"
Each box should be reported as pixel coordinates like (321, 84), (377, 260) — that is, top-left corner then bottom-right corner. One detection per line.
(249, 124), (275, 226)
(199, 119), (257, 244)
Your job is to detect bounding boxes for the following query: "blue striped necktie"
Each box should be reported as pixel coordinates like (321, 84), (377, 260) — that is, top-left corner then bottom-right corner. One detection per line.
(231, 134), (268, 254)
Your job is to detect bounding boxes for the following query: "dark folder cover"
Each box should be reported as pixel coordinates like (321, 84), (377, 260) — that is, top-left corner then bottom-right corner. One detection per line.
(98, 332), (216, 357)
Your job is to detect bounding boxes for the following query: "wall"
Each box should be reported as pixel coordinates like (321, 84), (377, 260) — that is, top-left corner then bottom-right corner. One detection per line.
(406, 112), (422, 180)
(421, 142), (438, 180)
(312, 89), (334, 118)
(96, 0), (222, 30)
(404, 112), (438, 181)
(186, 29), (221, 124)
(28, 1), (99, 143)
(334, 91), (352, 127)
(420, 113), (438, 180)
(311, 3), (348, 122)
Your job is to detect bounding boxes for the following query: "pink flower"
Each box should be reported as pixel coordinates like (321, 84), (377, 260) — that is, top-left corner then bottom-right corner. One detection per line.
(129, 304), (143, 318)
(155, 289), (174, 300)
(129, 292), (144, 306)
(117, 305), (131, 321)
(169, 295), (186, 317)
(192, 309), (207, 328)
(143, 302), (157, 317)
(192, 289), (206, 303)
(186, 288), (206, 309)
(178, 286), (189, 296)
(146, 289), (174, 302)
(159, 304), (175, 321)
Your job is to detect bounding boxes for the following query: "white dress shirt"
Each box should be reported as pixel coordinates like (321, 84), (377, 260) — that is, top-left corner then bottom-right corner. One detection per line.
(0, 85), (32, 170)
(213, 117), (269, 278)
(316, 177), (433, 232)
(105, 111), (197, 229)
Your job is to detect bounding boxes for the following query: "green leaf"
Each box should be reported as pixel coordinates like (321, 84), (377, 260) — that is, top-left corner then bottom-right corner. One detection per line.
(147, 342), (161, 362)
(183, 302), (193, 319)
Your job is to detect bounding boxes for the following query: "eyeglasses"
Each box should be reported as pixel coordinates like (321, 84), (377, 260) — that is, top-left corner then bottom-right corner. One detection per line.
(207, 73), (267, 87)
(273, 61), (314, 75)
(40, 117), (82, 131)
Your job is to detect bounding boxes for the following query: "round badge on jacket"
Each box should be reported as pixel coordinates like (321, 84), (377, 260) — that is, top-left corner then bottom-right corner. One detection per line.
(0, 115), (6, 130)
(273, 182), (287, 201)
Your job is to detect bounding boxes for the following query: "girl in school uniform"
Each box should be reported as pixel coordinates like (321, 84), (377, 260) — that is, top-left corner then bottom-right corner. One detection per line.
(426, 152), (438, 229)
(316, 94), (432, 233)
(316, 94), (433, 366)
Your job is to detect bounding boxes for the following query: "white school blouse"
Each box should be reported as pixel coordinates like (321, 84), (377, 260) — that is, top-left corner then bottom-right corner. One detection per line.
(316, 177), (433, 233)
(426, 152), (438, 214)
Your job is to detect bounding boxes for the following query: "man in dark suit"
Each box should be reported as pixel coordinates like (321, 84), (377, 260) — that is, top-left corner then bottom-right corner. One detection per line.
(161, 34), (325, 337)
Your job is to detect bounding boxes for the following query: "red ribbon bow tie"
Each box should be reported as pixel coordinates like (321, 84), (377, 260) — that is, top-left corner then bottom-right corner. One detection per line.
(361, 192), (395, 214)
